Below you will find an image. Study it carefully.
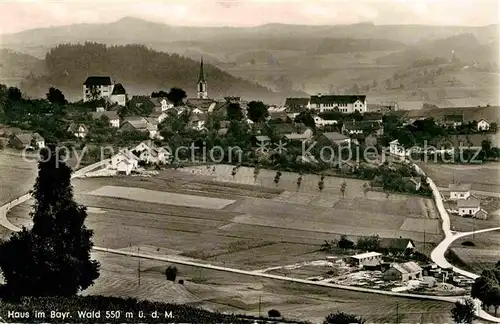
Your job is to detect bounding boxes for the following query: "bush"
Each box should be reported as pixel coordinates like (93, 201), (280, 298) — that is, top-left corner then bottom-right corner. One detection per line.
(337, 235), (354, 249)
(324, 311), (365, 324)
(461, 241), (475, 247)
(268, 309), (281, 318)
(165, 266), (178, 281)
(178, 279), (184, 285)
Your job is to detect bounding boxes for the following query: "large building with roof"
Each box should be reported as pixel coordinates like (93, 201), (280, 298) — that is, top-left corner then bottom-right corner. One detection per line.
(283, 94), (367, 114)
(83, 76), (127, 105)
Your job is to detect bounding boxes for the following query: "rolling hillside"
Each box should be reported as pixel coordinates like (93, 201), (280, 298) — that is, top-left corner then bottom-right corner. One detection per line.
(17, 43), (308, 103)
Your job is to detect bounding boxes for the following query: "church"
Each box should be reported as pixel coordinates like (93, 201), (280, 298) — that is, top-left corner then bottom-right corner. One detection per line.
(197, 58), (208, 99)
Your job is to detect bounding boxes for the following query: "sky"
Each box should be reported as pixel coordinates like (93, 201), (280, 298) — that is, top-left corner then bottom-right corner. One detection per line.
(0, 0), (498, 35)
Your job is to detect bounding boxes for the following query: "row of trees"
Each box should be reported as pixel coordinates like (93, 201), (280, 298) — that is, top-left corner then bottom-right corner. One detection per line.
(471, 262), (500, 315)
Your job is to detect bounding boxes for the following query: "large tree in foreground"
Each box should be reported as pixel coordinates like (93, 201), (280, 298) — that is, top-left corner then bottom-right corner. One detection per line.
(0, 146), (100, 298)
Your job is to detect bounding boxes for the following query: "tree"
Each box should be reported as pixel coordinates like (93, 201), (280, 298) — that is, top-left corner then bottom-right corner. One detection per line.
(356, 235), (381, 251)
(318, 180), (324, 192)
(166, 87), (187, 106)
(165, 266), (178, 281)
(231, 166), (237, 178)
(490, 122), (498, 133)
(7, 87), (22, 101)
(451, 298), (475, 324)
(338, 235), (354, 249)
(482, 140), (492, 159)
(46, 87), (66, 105)
(227, 103), (244, 121)
(151, 90), (169, 98)
(294, 111), (316, 129)
(274, 171), (282, 186)
(340, 181), (347, 198)
(268, 309), (281, 318)
(0, 140), (3, 150)
(0, 146), (100, 298)
(324, 311), (365, 324)
(247, 101), (269, 123)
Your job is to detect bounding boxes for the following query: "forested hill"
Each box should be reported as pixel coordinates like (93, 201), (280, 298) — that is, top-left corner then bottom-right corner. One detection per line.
(19, 43), (289, 102)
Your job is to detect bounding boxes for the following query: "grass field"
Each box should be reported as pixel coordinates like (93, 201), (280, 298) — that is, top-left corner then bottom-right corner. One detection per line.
(4, 165), (452, 323)
(418, 162), (500, 193)
(0, 151), (37, 205)
(449, 230), (500, 273)
(82, 251), (454, 324)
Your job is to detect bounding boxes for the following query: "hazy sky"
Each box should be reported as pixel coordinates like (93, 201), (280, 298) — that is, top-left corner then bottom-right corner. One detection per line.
(0, 0), (498, 34)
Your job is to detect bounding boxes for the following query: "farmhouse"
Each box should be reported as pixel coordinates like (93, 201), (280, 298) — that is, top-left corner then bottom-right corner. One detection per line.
(448, 183), (471, 200)
(133, 140), (170, 165)
(150, 97), (174, 112)
(285, 97), (310, 112)
(477, 119), (490, 131)
(313, 116), (338, 128)
(319, 132), (351, 147)
(283, 128), (314, 142)
(148, 110), (169, 124)
(379, 238), (416, 254)
(402, 177), (422, 191)
(121, 117), (159, 139)
(389, 139), (406, 156)
(91, 110), (121, 128)
(383, 262), (422, 282)
(8, 132), (45, 150)
(308, 94), (367, 114)
(116, 159), (134, 175)
(67, 123), (89, 139)
(189, 115), (208, 131)
(457, 198), (482, 217)
(347, 252), (382, 267)
(443, 114), (463, 128)
(110, 149), (139, 172)
(342, 120), (383, 136)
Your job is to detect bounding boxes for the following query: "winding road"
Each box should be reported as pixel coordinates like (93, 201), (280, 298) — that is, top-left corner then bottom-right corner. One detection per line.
(0, 159), (500, 322)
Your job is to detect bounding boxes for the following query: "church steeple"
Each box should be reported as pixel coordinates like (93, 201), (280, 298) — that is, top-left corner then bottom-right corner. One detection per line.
(197, 58), (208, 99)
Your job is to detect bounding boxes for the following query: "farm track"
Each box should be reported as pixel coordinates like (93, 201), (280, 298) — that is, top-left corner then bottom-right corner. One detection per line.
(1, 159), (499, 322)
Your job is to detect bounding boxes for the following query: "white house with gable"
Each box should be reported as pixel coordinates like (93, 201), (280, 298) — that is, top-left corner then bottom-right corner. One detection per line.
(448, 183), (471, 200)
(477, 119), (491, 131)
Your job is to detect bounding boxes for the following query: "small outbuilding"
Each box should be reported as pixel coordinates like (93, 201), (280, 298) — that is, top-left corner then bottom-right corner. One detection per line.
(383, 261), (423, 282)
(347, 251), (383, 267)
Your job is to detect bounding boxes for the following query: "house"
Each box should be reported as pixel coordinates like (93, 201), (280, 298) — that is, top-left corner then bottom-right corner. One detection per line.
(67, 123), (89, 139)
(189, 114), (207, 131)
(116, 159), (134, 175)
(285, 97), (310, 112)
(283, 128), (314, 142)
(261, 122), (307, 138)
(148, 110), (169, 124)
(383, 262), (422, 282)
(342, 120), (383, 136)
(448, 183), (471, 200)
(347, 252), (383, 267)
(121, 117), (159, 139)
(443, 114), (464, 128)
(457, 198), (481, 217)
(91, 110), (121, 128)
(389, 139), (406, 156)
(308, 94), (367, 113)
(133, 140), (170, 164)
(320, 132), (351, 147)
(129, 96), (155, 112)
(8, 132), (45, 150)
(402, 177), (422, 191)
(109, 83), (127, 106)
(314, 116), (338, 128)
(150, 98), (174, 112)
(477, 119), (490, 131)
(83, 76), (113, 102)
(110, 149), (139, 171)
(379, 238), (416, 254)
(252, 135), (271, 148)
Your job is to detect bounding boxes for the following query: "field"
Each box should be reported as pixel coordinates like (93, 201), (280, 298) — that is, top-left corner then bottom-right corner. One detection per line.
(0, 151), (38, 205)
(418, 162), (500, 193)
(449, 231), (500, 273)
(4, 164), (452, 322)
(79, 251), (454, 324)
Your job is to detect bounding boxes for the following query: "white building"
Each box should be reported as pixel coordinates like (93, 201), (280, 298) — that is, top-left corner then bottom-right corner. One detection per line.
(150, 98), (175, 112)
(91, 110), (121, 128)
(348, 252), (383, 267)
(307, 94), (367, 113)
(109, 83), (127, 106)
(477, 119), (491, 131)
(313, 116), (338, 128)
(67, 123), (89, 139)
(448, 183), (471, 200)
(83, 76), (113, 102)
(457, 198), (481, 216)
(389, 139), (406, 156)
(116, 159), (134, 175)
(110, 149), (139, 172)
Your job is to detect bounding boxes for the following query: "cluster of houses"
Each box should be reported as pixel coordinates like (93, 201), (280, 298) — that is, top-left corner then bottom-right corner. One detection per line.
(447, 183), (488, 219)
(108, 140), (171, 175)
(344, 238), (457, 287)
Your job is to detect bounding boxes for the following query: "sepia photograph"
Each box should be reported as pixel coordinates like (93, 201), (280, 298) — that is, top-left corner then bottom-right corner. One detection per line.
(0, 0), (499, 323)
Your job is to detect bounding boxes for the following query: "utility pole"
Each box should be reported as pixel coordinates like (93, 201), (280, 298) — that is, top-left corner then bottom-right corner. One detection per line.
(138, 247), (141, 286)
(396, 303), (399, 324)
(258, 295), (261, 318)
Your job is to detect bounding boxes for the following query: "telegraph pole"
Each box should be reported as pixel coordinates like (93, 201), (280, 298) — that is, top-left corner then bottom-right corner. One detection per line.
(396, 303), (399, 324)
(138, 247), (141, 286)
(258, 295), (262, 317)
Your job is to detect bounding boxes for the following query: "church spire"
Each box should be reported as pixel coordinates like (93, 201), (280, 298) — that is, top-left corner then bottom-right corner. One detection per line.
(198, 57), (206, 83)
(197, 57), (208, 99)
